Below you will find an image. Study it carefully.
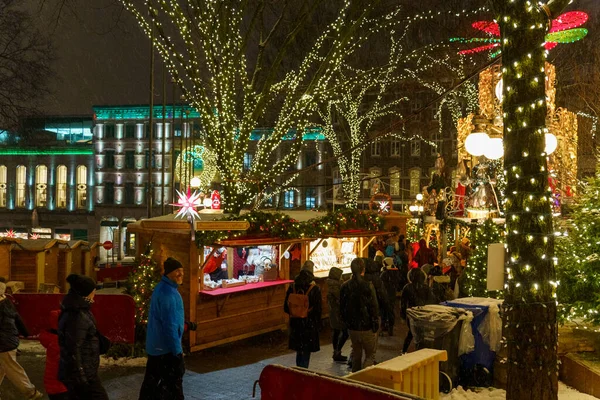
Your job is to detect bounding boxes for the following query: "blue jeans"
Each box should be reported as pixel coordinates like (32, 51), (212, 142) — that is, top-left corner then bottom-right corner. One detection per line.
(296, 351), (311, 368)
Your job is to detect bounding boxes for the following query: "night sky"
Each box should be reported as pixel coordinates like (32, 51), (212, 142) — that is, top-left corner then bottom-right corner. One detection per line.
(27, 0), (599, 117)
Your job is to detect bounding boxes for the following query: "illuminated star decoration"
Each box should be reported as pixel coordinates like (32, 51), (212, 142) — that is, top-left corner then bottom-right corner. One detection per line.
(30, 233), (40, 240)
(5, 229), (15, 238)
(379, 201), (391, 214)
(171, 189), (202, 220)
(451, 11), (589, 58)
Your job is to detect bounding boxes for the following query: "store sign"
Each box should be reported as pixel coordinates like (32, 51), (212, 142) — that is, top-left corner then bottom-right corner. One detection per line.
(32, 228), (52, 239)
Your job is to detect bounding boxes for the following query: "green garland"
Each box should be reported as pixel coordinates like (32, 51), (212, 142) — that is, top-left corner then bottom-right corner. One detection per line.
(195, 209), (384, 247)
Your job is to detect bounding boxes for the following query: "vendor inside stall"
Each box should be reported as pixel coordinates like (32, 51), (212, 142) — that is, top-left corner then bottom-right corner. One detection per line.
(202, 244), (280, 287)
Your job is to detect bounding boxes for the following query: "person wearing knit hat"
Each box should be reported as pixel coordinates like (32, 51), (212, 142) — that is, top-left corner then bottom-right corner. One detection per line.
(58, 274), (107, 399)
(0, 282), (43, 399)
(140, 257), (187, 399)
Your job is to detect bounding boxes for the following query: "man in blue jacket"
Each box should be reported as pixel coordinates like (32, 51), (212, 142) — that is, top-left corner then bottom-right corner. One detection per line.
(139, 257), (186, 400)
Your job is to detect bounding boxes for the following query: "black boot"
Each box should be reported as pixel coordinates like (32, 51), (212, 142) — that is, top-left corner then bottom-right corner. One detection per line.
(333, 350), (348, 362)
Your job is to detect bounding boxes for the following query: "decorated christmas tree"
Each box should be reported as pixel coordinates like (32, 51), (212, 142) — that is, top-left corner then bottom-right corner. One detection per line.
(556, 167), (600, 325)
(464, 218), (503, 298)
(125, 245), (162, 327)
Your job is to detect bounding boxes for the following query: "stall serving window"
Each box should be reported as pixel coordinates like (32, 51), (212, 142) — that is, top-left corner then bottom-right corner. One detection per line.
(309, 237), (358, 278)
(201, 245), (279, 290)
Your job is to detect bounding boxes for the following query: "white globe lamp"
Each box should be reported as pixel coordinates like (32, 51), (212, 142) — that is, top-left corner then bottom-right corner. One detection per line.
(190, 176), (201, 188)
(203, 198), (212, 208)
(465, 132), (490, 157)
(483, 137), (504, 160)
(495, 79), (503, 102)
(416, 193), (423, 201)
(545, 133), (558, 155)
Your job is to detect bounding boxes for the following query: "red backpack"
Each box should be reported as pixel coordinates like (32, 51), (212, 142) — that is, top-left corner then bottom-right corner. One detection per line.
(287, 284), (315, 318)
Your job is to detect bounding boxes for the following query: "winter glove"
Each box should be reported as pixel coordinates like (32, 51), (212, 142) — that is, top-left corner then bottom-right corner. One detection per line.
(185, 321), (198, 331)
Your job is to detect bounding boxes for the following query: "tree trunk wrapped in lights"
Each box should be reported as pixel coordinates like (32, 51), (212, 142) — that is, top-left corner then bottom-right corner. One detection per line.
(491, 0), (571, 399)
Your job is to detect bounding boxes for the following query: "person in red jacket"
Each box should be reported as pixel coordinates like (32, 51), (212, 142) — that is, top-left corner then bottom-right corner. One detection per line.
(39, 310), (68, 400)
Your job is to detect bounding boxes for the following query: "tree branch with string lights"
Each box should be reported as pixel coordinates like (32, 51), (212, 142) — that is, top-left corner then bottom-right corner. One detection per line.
(119, 0), (403, 213)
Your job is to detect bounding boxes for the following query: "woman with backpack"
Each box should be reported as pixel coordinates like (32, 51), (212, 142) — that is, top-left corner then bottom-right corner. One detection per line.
(283, 269), (322, 368)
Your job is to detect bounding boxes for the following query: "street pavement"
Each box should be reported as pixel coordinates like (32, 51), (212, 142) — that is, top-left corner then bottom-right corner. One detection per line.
(0, 320), (411, 399)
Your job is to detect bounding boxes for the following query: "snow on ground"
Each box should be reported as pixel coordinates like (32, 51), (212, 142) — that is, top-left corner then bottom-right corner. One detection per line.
(441, 383), (597, 400)
(18, 339), (45, 354)
(99, 356), (147, 368)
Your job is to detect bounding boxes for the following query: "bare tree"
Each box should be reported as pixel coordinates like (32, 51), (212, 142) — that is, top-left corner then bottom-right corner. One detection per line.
(0, 0), (54, 131)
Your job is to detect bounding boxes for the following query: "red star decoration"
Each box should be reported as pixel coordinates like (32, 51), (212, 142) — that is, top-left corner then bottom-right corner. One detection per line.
(290, 246), (302, 261)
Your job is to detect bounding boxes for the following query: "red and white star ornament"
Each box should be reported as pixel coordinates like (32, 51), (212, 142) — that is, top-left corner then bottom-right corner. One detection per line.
(5, 229), (15, 238)
(30, 233), (40, 240)
(172, 189), (202, 220)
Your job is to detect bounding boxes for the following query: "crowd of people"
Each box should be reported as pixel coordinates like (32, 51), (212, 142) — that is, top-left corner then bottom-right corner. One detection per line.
(284, 232), (471, 372)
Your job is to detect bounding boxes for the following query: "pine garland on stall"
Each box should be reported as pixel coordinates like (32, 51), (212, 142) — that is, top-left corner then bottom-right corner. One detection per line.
(556, 168), (600, 325)
(125, 245), (162, 327)
(464, 218), (503, 298)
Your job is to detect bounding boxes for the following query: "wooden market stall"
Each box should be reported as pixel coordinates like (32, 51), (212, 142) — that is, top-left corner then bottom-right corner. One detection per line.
(128, 213), (308, 352)
(0, 237), (19, 281)
(10, 239), (62, 292)
(57, 240), (96, 292)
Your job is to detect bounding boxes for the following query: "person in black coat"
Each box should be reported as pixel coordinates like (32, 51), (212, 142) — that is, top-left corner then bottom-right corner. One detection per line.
(58, 274), (108, 400)
(363, 257), (389, 335)
(0, 281), (43, 399)
(400, 268), (436, 353)
(284, 269), (322, 368)
(380, 257), (402, 336)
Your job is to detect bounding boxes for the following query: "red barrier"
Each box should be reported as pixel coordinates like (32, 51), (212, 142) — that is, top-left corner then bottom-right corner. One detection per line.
(257, 365), (420, 400)
(12, 294), (135, 344)
(96, 266), (132, 282)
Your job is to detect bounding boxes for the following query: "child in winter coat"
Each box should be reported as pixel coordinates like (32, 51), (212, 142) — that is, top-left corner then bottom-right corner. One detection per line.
(39, 310), (68, 400)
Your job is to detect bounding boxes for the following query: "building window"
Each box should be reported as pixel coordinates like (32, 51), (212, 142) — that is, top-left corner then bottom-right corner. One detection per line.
(105, 182), (114, 204)
(369, 167), (382, 195)
(56, 165), (67, 209)
(35, 165), (48, 208)
(410, 168), (421, 197)
(125, 124), (135, 138)
(305, 188), (317, 209)
(76, 166), (87, 209)
(283, 190), (295, 209)
(16, 166), (26, 208)
(389, 168), (400, 196)
(243, 153), (253, 171)
(371, 141), (381, 157)
(390, 138), (401, 157)
(104, 124), (115, 139)
(145, 150), (156, 169)
(411, 140), (420, 157)
(0, 165), (6, 207)
(304, 150), (317, 167)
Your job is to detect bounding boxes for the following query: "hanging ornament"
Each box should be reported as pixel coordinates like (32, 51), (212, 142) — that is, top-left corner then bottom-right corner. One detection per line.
(451, 11), (589, 57)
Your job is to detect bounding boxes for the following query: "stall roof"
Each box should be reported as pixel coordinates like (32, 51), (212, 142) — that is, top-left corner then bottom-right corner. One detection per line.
(240, 209), (329, 222)
(12, 238), (63, 251)
(128, 213), (249, 234)
(214, 236), (312, 247)
(0, 237), (20, 245)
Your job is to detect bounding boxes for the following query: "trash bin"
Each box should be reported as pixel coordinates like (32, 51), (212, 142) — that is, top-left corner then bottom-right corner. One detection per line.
(407, 305), (476, 389)
(443, 297), (503, 386)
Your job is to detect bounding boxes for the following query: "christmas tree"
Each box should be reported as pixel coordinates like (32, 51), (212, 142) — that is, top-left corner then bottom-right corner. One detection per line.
(125, 245), (162, 326)
(556, 167), (600, 325)
(464, 218), (503, 298)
